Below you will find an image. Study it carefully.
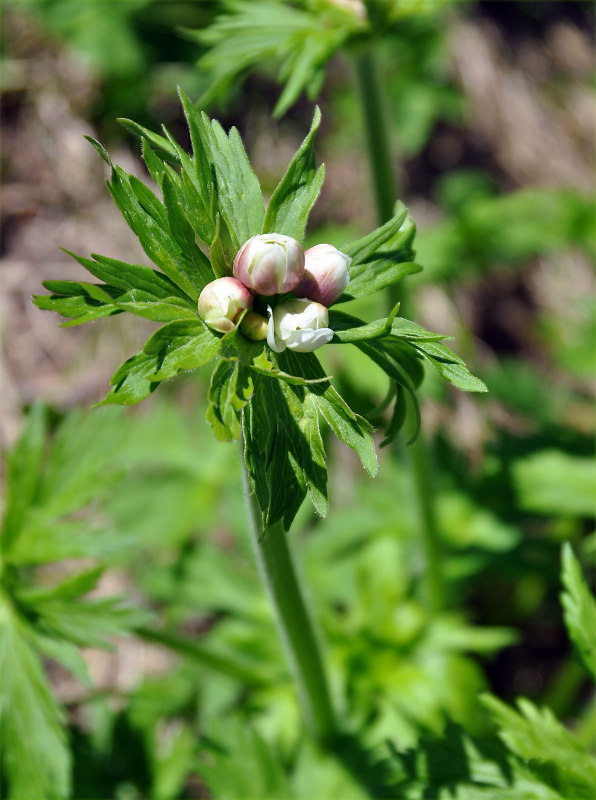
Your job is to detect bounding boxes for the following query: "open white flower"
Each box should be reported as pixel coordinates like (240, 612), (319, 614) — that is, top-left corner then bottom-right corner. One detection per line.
(267, 298), (334, 353)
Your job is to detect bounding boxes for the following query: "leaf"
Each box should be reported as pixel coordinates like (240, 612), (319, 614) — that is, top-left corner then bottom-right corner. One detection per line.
(561, 544), (596, 680)
(181, 105), (265, 251)
(0, 602), (71, 800)
(337, 204), (420, 302)
(194, 1), (350, 118)
(412, 339), (488, 392)
(280, 351), (377, 478)
(482, 694), (596, 800)
(329, 303), (401, 343)
(206, 358), (254, 442)
(263, 106), (325, 240)
(108, 165), (207, 300)
(513, 452), (596, 517)
(243, 373), (310, 529)
(2, 403), (46, 551)
(100, 321), (220, 406)
(84, 134), (111, 165)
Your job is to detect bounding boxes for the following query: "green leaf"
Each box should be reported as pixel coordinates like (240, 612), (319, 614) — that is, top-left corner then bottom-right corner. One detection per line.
(206, 358), (254, 442)
(263, 106), (324, 240)
(280, 351), (377, 478)
(412, 339), (488, 392)
(330, 303), (401, 343)
(336, 203), (419, 302)
(561, 544), (596, 680)
(2, 403), (46, 551)
(513, 451), (596, 517)
(84, 134), (111, 165)
(195, 1), (349, 118)
(185, 107), (265, 251)
(0, 602), (71, 800)
(108, 165), (207, 300)
(482, 694), (596, 799)
(100, 321), (220, 406)
(242, 373), (309, 530)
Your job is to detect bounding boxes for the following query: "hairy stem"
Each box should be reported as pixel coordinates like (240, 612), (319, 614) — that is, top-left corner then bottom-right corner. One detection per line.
(354, 46), (445, 612)
(241, 448), (337, 744)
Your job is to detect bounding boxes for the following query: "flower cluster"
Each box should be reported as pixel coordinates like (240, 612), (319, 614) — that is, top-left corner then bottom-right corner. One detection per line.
(197, 234), (351, 353)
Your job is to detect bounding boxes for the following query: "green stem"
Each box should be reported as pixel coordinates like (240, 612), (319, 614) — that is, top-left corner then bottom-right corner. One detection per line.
(354, 45), (445, 612)
(354, 49), (396, 224)
(241, 450), (337, 744)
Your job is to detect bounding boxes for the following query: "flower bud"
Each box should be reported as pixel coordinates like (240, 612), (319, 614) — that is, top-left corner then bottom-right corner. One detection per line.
(240, 310), (269, 341)
(267, 299), (334, 353)
(197, 277), (252, 333)
(233, 234), (305, 296)
(295, 244), (351, 306)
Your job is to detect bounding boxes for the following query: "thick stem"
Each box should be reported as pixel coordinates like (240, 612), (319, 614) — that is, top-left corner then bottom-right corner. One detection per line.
(241, 452), (337, 744)
(354, 45), (445, 611)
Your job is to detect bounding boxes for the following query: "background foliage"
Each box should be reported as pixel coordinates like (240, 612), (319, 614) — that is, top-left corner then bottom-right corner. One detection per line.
(1, 0), (594, 798)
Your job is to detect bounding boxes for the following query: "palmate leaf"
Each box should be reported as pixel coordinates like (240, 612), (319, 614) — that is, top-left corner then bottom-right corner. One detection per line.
(0, 408), (157, 799)
(193, 0), (353, 117)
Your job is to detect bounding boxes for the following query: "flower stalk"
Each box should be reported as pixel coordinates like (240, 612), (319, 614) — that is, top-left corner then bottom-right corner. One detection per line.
(241, 443), (337, 744)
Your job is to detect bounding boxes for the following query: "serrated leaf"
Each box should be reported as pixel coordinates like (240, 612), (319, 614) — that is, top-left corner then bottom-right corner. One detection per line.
(482, 694), (596, 800)
(279, 350), (377, 478)
(108, 165), (206, 300)
(2, 403), (46, 551)
(412, 339), (488, 392)
(194, 112), (265, 250)
(561, 544), (596, 680)
(263, 106), (324, 240)
(337, 204), (420, 302)
(101, 321), (220, 406)
(0, 602), (71, 800)
(206, 358), (254, 442)
(242, 373), (308, 529)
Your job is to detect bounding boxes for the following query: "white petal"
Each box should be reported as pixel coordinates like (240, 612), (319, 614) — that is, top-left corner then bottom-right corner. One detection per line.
(266, 305), (285, 352)
(286, 327), (334, 352)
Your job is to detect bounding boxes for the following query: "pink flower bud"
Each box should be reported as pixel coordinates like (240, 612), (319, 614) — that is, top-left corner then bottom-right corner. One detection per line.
(233, 234), (305, 296)
(267, 299), (334, 353)
(295, 244), (351, 306)
(240, 310), (269, 341)
(197, 277), (252, 333)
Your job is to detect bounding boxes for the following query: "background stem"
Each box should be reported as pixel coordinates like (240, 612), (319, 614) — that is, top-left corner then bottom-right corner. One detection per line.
(354, 45), (445, 612)
(241, 450), (337, 744)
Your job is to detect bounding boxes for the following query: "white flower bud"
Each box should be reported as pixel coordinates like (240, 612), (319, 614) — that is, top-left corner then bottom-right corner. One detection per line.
(295, 244), (351, 306)
(267, 299), (334, 353)
(197, 277), (252, 333)
(233, 234), (305, 296)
